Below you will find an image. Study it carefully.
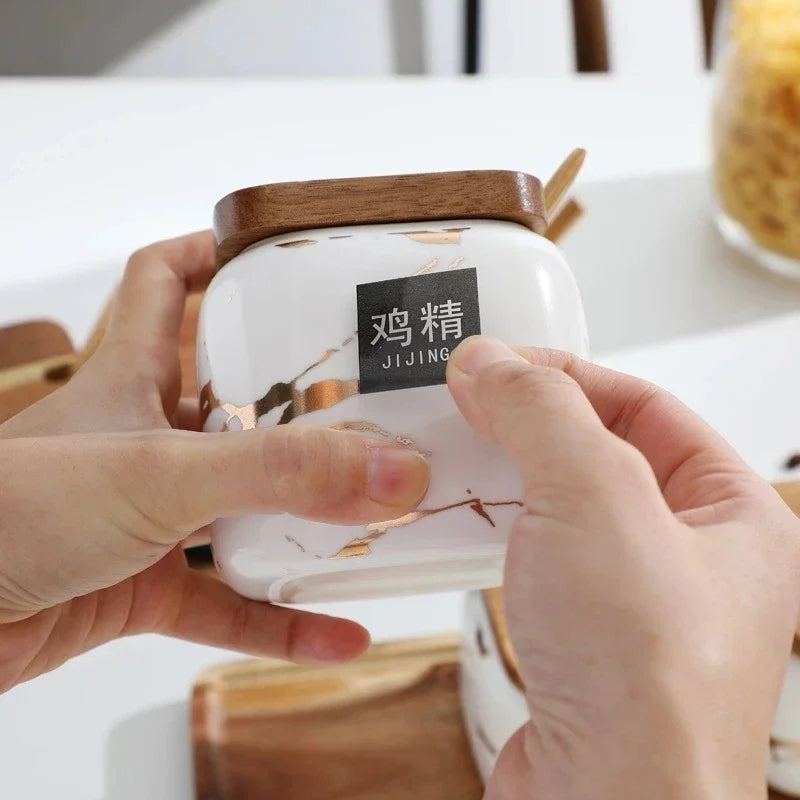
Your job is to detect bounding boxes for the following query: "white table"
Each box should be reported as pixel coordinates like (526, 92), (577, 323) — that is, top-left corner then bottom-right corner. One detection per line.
(0, 74), (739, 800)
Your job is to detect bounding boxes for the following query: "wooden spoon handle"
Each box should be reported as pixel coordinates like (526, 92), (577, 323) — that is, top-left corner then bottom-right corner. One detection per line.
(544, 148), (587, 215)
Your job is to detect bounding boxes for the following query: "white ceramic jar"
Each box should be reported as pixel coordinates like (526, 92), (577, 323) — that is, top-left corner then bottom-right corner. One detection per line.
(198, 171), (589, 603)
(461, 589), (528, 781)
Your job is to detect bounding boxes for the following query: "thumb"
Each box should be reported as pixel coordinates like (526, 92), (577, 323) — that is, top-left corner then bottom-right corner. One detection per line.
(110, 425), (430, 540)
(446, 336), (635, 507)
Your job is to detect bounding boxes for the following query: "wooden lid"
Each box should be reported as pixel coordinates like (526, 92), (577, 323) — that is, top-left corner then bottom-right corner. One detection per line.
(213, 170), (548, 269)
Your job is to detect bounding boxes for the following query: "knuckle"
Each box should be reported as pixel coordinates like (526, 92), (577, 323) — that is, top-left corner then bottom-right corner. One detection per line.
(543, 347), (582, 373)
(607, 382), (661, 440)
(123, 244), (179, 291)
(124, 245), (156, 278)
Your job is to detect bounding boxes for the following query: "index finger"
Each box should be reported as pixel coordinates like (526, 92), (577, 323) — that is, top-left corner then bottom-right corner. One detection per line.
(103, 231), (216, 398)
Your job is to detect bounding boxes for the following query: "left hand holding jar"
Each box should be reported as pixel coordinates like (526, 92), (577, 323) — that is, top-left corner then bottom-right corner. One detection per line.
(0, 232), (429, 694)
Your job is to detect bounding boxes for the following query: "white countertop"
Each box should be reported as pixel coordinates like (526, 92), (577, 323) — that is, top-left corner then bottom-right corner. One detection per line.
(0, 74), (712, 293)
(1, 73), (767, 800)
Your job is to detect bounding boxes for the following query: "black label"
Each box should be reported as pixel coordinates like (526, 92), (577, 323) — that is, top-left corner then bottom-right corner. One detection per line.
(357, 267), (481, 394)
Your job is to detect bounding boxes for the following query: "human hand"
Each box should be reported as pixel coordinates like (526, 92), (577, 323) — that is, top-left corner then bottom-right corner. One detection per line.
(0, 232), (429, 693)
(447, 336), (800, 800)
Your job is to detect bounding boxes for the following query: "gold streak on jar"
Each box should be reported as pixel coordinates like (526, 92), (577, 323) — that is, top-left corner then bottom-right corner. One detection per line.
(414, 257), (439, 275)
(332, 420), (393, 438)
(445, 256), (464, 270)
(291, 379), (359, 418)
(332, 421), (421, 452)
(392, 228), (469, 245)
(222, 402), (257, 431)
(200, 377), (359, 429)
(331, 497), (524, 558)
(276, 239), (317, 248)
(331, 531), (386, 559)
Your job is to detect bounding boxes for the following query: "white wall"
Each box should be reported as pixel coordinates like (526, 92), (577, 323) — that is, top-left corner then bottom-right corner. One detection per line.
(603, 0), (704, 74)
(110, 0), (467, 77)
(422, 0), (463, 75)
(109, 0), (395, 76)
(480, 0), (574, 75)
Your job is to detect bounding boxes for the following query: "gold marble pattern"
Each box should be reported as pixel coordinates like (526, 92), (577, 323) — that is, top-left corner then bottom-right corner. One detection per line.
(331, 421), (424, 453)
(392, 227), (470, 245)
(332, 497), (524, 558)
(199, 334), (358, 430)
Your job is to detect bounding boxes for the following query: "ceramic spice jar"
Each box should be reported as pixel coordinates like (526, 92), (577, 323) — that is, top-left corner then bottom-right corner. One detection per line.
(197, 164), (589, 603)
(461, 589), (528, 782)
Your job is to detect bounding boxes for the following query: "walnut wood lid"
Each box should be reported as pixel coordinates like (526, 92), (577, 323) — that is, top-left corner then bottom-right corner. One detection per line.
(213, 170), (548, 269)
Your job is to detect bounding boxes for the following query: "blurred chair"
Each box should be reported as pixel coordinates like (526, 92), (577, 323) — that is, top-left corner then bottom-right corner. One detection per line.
(480, 0), (719, 75)
(106, 0), (720, 78)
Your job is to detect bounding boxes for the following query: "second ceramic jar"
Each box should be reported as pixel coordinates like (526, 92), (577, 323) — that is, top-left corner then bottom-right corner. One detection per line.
(198, 170), (589, 603)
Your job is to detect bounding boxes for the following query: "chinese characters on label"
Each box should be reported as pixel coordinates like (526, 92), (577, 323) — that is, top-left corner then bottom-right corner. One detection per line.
(357, 268), (481, 394)
(371, 300), (464, 347)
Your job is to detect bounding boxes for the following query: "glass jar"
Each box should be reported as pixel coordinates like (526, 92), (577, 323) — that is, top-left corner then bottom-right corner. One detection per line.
(198, 171), (589, 604)
(712, 0), (800, 277)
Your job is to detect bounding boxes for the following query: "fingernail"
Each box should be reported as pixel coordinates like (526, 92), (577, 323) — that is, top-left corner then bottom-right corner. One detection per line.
(367, 445), (429, 508)
(451, 336), (522, 376)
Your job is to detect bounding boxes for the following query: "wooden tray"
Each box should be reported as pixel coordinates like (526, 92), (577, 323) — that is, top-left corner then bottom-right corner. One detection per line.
(0, 293), (203, 425)
(192, 636), (792, 800)
(192, 636), (483, 800)
(0, 320), (75, 423)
